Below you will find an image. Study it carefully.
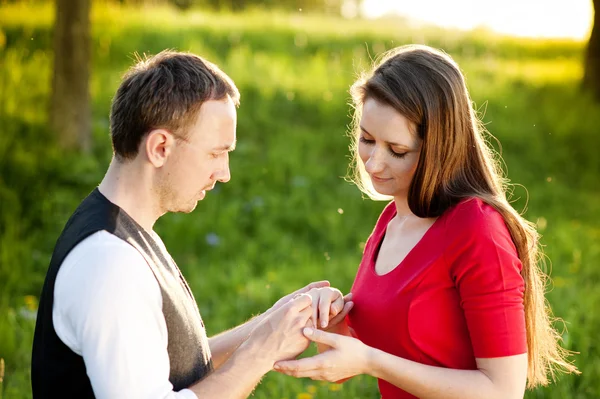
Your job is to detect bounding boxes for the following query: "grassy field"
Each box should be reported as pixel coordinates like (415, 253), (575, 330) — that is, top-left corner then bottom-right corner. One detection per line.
(1, 2), (599, 398)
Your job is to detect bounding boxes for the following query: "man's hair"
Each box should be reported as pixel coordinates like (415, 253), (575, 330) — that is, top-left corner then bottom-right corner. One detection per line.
(109, 50), (240, 160)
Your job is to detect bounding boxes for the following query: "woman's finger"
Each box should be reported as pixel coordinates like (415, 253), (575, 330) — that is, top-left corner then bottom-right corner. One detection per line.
(319, 290), (334, 328)
(329, 295), (344, 316)
(327, 301), (353, 328)
(311, 291), (319, 328)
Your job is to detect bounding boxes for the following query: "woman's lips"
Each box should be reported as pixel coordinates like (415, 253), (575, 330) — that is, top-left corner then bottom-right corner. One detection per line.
(370, 175), (392, 183)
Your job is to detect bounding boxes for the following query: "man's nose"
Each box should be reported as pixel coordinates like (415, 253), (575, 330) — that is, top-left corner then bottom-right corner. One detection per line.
(216, 156), (231, 183)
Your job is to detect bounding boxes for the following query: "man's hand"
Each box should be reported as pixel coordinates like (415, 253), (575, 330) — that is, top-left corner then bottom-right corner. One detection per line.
(265, 282), (353, 331)
(243, 294), (314, 370)
(266, 281), (331, 316)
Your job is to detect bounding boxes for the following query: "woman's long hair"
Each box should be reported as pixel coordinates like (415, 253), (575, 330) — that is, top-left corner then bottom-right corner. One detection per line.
(349, 44), (578, 388)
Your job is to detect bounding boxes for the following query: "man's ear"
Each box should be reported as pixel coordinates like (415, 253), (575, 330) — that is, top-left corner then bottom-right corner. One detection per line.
(144, 129), (175, 167)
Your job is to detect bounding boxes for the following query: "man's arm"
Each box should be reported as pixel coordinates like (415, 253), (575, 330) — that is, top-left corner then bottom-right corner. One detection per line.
(190, 295), (315, 398)
(208, 317), (262, 369)
(189, 338), (271, 398)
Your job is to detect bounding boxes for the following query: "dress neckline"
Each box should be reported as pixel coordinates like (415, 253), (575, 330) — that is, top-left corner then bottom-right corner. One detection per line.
(369, 203), (446, 278)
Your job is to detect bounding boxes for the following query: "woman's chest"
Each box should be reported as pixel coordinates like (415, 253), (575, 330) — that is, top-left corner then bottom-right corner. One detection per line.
(374, 218), (437, 276)
(349, 261), (474, 366)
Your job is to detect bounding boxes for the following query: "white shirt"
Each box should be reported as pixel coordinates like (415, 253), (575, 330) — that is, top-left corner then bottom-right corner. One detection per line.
(53, 231), (198, 399)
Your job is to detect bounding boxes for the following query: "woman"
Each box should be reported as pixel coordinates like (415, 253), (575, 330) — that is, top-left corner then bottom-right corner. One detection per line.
(275, 44), (578, 398)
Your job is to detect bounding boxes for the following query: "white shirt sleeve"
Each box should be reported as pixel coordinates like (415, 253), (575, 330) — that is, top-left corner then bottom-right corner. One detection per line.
(53, 231), (198, 399)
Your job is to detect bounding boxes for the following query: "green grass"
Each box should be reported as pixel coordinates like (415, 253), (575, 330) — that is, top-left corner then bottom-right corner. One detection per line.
(1, 2), (599, 398)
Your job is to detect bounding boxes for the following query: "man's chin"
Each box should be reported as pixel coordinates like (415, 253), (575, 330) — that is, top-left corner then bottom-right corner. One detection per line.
(175, 203), (197, 214)
(171, 192), (205, 214)
(172, 199), (199, 214)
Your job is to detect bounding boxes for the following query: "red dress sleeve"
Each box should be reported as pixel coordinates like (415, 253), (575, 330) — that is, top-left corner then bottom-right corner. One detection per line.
(446, 199), (527, 358)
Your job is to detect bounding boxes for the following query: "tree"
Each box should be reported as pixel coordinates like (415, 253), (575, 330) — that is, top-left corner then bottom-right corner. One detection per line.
(584, 0), (599, 100)
(50, 0), (92, 151)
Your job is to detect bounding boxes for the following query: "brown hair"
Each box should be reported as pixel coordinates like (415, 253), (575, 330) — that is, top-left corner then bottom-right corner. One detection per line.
(110, 50), (240, 160)
(349, 44), (578, 387)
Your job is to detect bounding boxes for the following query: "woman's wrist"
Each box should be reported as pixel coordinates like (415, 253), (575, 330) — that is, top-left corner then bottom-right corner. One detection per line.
(360, 342), (379, 377)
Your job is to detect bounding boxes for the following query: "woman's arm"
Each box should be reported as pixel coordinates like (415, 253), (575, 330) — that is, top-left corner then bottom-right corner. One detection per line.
(370, 347), (527, 399)
(275, 328), (527, 399)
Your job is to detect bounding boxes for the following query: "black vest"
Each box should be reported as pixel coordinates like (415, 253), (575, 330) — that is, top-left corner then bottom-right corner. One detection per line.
(31, 189), (212, 398)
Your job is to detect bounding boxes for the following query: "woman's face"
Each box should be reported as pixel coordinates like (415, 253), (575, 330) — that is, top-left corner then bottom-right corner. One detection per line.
(358, 98), (422, 200)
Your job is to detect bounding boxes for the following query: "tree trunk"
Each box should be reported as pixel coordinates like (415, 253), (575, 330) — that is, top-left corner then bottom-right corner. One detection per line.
(584, 0), (600, 100)
(50, 0), (92, 151)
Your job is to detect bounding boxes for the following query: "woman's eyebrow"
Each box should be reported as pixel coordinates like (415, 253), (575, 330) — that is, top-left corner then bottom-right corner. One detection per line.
(360, 126), (410, 148)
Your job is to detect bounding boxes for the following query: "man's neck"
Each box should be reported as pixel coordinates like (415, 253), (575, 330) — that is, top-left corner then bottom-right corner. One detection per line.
(98, 158), (162, 232)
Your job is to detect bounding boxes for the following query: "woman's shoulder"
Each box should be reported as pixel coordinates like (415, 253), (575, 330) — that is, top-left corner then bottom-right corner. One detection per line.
(373, 200), (397, 228)
(444, 197), (508, 235)
(360, 201), (395, 243)
(443, 197), (520, 273)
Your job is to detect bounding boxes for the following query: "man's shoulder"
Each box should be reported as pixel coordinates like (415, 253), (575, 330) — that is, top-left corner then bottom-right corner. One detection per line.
(53, 231), (164, 360)
(64, 230), (145, 268)
(56, 230), (158, 298)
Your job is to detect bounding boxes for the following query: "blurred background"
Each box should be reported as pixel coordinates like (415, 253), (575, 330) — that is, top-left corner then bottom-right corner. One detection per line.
(0, 0), (599, 398)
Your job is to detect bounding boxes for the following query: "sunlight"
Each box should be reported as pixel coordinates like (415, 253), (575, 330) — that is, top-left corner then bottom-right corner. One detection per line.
(361, 0), (594, 40)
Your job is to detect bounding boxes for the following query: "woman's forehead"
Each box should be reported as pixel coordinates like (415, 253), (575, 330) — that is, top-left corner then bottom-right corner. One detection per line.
(360, 99), (419, 147)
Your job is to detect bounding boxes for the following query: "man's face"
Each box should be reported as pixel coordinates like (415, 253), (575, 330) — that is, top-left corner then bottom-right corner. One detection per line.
(157, 97), (237, 213)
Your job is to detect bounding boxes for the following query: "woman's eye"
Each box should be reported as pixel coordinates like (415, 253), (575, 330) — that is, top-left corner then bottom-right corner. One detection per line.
(390, 149), (408, 159)
(359, 136), (374, 144)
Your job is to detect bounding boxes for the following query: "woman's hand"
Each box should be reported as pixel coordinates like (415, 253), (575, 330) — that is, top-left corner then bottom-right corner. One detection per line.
(313, 293), (354, 353)
(303, 287), (353, 330)
(274, 327), (370, 382)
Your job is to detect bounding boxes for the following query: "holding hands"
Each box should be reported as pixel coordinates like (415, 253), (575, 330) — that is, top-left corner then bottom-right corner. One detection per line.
(274, 327), (369, 382)
(264, 281), (354, 331)
(246, 281), (354, 371)
(247, 293), (314, 368)
(254, 281), (366, 383)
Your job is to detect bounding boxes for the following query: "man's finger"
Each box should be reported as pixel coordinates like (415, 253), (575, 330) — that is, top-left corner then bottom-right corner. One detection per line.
(299, 306), (313, 326)
(297, 281), (330, 295)
(289, 293), (312, 311)
(343, 292), (353, 302)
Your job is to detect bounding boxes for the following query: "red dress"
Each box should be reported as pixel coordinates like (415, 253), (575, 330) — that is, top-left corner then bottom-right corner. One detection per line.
(347, 198), (527, 398)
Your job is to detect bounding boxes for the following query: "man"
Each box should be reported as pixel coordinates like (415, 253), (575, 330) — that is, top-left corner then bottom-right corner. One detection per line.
(31, 51), (348, 399)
